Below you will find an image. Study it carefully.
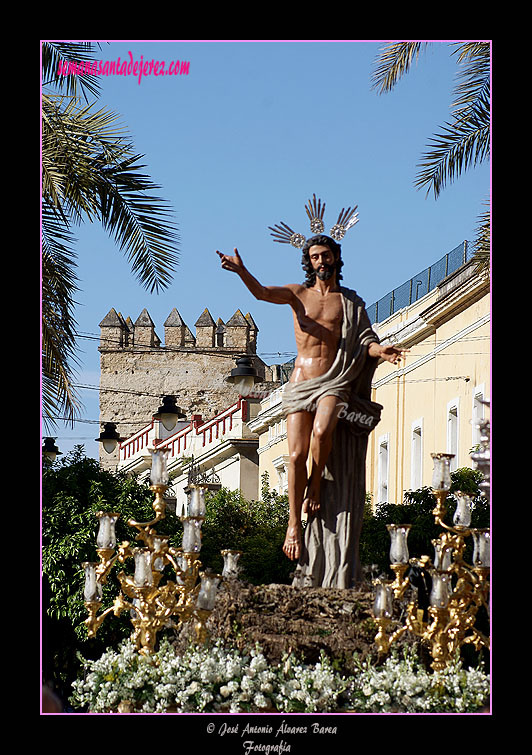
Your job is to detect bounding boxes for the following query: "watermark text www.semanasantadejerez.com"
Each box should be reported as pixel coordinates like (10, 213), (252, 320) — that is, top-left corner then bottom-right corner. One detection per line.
(57, 52), (190, 85)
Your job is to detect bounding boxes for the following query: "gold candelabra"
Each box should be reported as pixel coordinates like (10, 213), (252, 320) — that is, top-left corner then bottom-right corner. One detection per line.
(372, 420), (490, 671)
(82, 447), (229, 655)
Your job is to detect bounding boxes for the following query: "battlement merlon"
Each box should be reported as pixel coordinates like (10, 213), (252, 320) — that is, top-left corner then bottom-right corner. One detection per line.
(99, 308), (259, 354)
(98, 308), (128, 349)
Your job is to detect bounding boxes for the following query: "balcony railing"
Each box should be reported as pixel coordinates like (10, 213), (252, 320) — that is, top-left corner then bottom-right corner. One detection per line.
(118, 398), (249, 468)
(119, 421), (156, 461)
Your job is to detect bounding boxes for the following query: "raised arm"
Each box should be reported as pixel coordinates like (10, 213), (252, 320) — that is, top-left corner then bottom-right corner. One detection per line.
(216, 248), (298, 305)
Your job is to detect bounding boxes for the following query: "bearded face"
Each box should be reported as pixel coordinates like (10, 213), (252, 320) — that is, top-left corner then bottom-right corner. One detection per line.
(315, 262), (335, 280)
(301, 235), (344, 288)
(308, 244), (338, 281)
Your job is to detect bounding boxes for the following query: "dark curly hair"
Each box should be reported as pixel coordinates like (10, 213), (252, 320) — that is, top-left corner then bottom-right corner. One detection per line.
(301, 234), (344, 288)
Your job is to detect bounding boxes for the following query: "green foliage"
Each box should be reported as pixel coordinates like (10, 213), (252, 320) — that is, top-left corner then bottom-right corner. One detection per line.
(200, 474), (293, 585)
(42, 456), (291, 702)
(360, 468), (489, 576)
(42, 446), (180, 633)
(42, 446), (180, 701)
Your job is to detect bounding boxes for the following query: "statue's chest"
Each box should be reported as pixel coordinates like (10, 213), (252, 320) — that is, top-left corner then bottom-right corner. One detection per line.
(303, 293), (343, 328)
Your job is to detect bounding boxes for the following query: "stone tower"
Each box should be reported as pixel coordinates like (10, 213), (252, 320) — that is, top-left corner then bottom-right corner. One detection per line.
(98, 305), (280, 467)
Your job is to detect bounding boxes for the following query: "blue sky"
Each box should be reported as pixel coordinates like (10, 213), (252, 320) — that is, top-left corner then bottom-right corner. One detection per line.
(43, 40), (490, 460)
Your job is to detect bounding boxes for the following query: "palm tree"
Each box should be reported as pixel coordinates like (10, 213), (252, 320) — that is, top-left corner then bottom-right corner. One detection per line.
(41, 42), (180, 430)
(371, 41), (490, 269)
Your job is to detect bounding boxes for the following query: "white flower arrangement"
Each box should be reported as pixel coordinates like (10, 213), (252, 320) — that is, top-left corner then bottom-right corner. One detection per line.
(72, 639), (279, 714)
(273, 651), (348, 713)
(70, 640), (489, 714)
(347, 649), (490, 713)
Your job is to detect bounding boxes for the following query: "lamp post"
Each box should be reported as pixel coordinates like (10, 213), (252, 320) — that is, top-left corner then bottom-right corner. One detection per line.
(82, 446), (226, 655)
(372, 426), (490, 671)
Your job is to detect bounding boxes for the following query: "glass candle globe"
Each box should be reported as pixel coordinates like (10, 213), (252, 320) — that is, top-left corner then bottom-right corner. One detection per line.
(83, 562), (103, 603)
(96, 512), (119, 549)
(429, 571), (451, 608)
(196, 574), (221, 611)
(149, 447), (170, 486)
(471, 529), (490, 568)
(175, 555), (188, 585)
(432, 538), (453, 571)
(453, 493), (472, 529)
(387, 524), (411, 564)
(182, 518), (203, 553)
(431, 453), (454, 491)
(133, 550), (153, 587)
(221, 550), (242, 579)
(188, 486), (206, 517)
(152, 535), (169, 571)
(373, 580), (393, 619)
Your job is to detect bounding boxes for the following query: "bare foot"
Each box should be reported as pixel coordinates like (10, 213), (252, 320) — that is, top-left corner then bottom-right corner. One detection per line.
(283, 524), (301, 560)
(302, 481), (320, 517)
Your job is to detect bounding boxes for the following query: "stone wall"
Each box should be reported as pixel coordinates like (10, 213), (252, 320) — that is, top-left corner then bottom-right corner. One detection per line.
(98, 306), (281, 468)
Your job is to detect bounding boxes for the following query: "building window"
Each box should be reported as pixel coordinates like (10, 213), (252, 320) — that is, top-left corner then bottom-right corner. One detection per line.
(411, 420), (423, 490)
(447, 400), (459, 472)
(472, 386), (485, 446)
(272, 455), (290, 495)
(378, 435), (389, 504)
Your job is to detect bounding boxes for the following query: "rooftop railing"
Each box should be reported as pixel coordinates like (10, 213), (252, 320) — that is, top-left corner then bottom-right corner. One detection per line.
(366, 241), (471, 324)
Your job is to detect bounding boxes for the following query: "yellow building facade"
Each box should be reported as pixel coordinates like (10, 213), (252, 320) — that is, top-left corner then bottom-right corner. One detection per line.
(248, 387), (290, 495)
(249, 254), (490, 509)
(367, 258), (490, 507)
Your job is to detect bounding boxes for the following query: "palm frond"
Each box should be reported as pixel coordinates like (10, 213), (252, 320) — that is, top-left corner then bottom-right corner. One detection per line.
(471, 206), (490, 272)
(41, 209), (82, 428)
(449, 42), (491, 117)
(41, 94), (130, 223)
(41, 41), (103, 101)
(41, 94), (179, 292)
(41, 368), (81, 432)
(96, 155), (180, 293)
(41, 41), (180, 429)
(414, 99), (490, 198)
(414, 124), (489, 199)
(371, 42), (429, 94)
(41, 206), (79, 301)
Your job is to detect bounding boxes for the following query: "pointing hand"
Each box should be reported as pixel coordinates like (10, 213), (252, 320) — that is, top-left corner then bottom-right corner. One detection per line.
(216, 248), (244, 274)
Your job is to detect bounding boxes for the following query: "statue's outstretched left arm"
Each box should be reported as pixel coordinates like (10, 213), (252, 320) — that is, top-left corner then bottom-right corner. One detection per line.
(368, 342), (409, 365)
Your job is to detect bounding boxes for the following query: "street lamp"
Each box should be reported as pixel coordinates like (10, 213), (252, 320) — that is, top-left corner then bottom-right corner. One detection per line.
(225, 356), (262, 396)
(42, 437), (62, 462)
(95, 423), (124, 454)
(153, 395), (186, 432)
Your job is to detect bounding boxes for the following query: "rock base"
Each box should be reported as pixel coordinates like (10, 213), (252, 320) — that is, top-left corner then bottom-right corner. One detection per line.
(173, 579), (415, 675)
